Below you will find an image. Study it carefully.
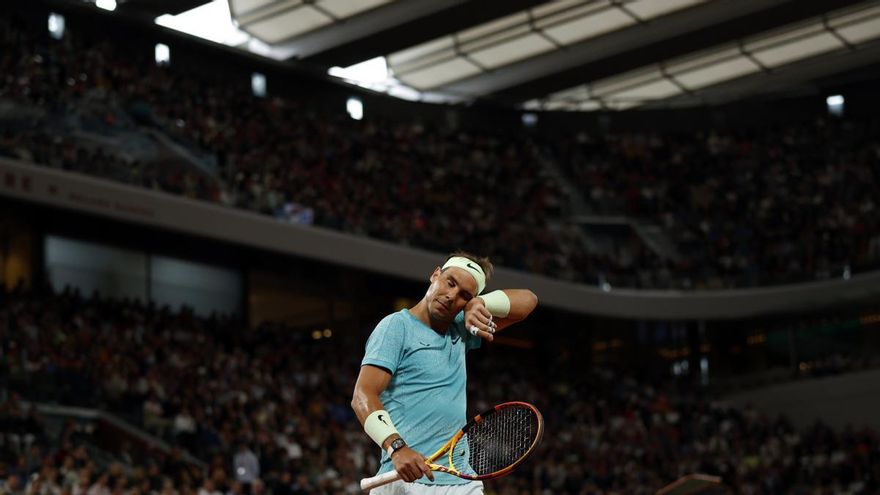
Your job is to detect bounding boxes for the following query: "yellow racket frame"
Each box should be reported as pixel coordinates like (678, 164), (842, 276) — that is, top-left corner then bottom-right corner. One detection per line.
(360, 401), (544, 491)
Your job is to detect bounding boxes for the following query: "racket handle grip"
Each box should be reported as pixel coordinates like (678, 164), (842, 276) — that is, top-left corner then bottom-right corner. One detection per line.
(360, 470), (401, 491)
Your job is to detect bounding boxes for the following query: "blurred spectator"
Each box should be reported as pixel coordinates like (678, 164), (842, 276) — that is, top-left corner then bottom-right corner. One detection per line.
(231, 445), (258, 489)
(2, 14), (878, 290)
(3, 285), (880, 493)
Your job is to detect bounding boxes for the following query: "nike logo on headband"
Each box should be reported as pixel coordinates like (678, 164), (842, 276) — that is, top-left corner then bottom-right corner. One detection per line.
(466, 262), (481, 273)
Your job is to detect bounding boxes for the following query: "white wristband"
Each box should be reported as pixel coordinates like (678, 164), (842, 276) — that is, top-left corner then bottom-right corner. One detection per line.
(364, 410), (399, 448)
(481, 290), (511, 318)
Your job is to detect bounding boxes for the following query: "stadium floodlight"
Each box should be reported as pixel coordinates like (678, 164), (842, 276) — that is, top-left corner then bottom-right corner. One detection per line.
(155, 0), (249, 46)
(155, 43), (170, 66)
(521, 112), (538, 127)
(700, 357), (709, 385)
(95, 0), (117, 11)
(251, 73), (267, 97)
(826, 94), (844, 116)
(346, 97), (363, 121)
(48, 13), (65, 40)
(329, 56), (389, 85)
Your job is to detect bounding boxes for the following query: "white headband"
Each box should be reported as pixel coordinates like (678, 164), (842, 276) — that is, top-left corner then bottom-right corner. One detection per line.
(441, 256), (486, 295)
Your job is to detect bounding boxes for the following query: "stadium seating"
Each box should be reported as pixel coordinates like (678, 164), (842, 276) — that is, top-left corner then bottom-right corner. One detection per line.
(2, 15), (879, 290)
(2, 287), (879, 494)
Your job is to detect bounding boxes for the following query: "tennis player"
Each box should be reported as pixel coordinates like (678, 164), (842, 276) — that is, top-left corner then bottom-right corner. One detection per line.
(351, 251), (538, 494)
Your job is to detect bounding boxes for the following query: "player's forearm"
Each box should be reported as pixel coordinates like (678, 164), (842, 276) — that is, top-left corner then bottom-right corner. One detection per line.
(351, 391), (402, 450)
(505, 289), (538, 320)
(351, 389), (385, 425)
(493, 289), (537, 322)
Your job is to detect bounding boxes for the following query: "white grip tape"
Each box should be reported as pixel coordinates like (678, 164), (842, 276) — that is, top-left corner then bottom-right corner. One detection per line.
(360, 470), (402, 491)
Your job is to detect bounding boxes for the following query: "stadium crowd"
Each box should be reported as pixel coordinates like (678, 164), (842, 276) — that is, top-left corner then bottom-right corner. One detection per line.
(2, 286), (879, 494)
(556, 121), (880, 288)
(2, 13), (880, 290)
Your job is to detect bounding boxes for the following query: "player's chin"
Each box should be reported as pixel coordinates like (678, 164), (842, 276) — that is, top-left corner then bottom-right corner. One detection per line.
(432, 300), (453, 317)
(429, 307), (454, 323)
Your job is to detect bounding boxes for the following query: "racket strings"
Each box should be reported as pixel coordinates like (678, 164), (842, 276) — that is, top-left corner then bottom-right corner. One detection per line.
(463, 406), (538, 475)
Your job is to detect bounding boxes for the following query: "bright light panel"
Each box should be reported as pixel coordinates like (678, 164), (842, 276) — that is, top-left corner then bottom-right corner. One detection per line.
(155, 0), (249, 46)
(328, 57), (389, 85)
(95, 0), (117, 11)
(826, 94), (844, 116)
(346, 97), (363, 121)
(48, 13), (65, 40)
(252, 73), (267, 98)
(155, 43), (170, 65)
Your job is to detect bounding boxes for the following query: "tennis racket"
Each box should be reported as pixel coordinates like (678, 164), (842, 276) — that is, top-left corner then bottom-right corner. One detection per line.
(656, 474), (722, 495)
(360, 401), (544, 492)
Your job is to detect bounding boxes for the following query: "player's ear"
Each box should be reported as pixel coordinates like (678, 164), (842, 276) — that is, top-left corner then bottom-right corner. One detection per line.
(430, 267), (442, 282)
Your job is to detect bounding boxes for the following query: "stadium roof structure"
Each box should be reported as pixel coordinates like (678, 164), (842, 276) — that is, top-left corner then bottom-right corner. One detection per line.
(91, 0), (880, 110)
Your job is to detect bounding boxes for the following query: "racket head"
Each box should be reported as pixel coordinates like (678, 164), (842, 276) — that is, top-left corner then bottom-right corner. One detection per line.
(445, 401), (544, 481)
(656, 474), (722, 495)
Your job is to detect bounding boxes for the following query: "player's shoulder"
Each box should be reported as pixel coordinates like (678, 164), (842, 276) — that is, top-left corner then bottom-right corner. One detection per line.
(373, 309), (412, 333)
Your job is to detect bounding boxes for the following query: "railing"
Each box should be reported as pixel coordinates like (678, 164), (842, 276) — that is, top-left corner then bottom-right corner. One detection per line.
(25, 402), (206, 469)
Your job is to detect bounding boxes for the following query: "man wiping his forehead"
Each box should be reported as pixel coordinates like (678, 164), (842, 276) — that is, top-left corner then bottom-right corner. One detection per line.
(352, 251), (538, 494)
(439, 255), (510, 337)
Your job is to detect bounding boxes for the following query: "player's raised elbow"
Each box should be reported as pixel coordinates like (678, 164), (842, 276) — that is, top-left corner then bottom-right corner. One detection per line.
(522, 290), (538, 315)
(508, 289), (538, 321)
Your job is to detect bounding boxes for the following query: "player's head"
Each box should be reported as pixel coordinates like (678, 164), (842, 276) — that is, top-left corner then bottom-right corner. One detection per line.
(425, 251), (494, 323)
(442, 251), (493, 290)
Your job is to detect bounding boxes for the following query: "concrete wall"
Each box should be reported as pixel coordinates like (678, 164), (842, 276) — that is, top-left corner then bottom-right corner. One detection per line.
(724, 369), (880, 430)
(4, 157), (880, 320)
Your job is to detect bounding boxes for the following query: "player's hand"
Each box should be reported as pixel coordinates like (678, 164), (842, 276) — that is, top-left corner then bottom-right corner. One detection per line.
(391, 447), (434, 482)
(464, 297), (496, 342)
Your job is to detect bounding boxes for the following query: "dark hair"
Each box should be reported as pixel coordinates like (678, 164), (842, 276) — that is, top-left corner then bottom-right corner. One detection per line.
(445, 251), (493, 282)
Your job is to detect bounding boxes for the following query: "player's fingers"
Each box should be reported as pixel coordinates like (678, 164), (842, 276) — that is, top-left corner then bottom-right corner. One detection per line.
(468, 325), (494, 341)
(480, 317), (497, 334)
(478, 305), (492, 319)
(417, 455), (433, 481)
(420, 462), (434, 481)
(396, 468), (410, 482)
(404, 465), (420, 482)
(470, 313), (496, 330)
(468, 313), (490, 327)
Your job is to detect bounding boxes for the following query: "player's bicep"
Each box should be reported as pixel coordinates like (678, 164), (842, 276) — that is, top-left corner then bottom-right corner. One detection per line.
(355, 364), (392, 396)
(352, 364), (392, 424)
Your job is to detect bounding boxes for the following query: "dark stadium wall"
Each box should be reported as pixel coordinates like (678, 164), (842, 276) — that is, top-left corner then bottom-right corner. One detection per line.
(7, 196), (879, 390)
(0, 206), (35, 290)
(725, 368), (880, 430)
(0, 196), (428, 334)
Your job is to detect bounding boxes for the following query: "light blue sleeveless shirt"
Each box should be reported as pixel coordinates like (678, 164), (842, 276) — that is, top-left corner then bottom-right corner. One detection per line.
(361, 309), (481, 485)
